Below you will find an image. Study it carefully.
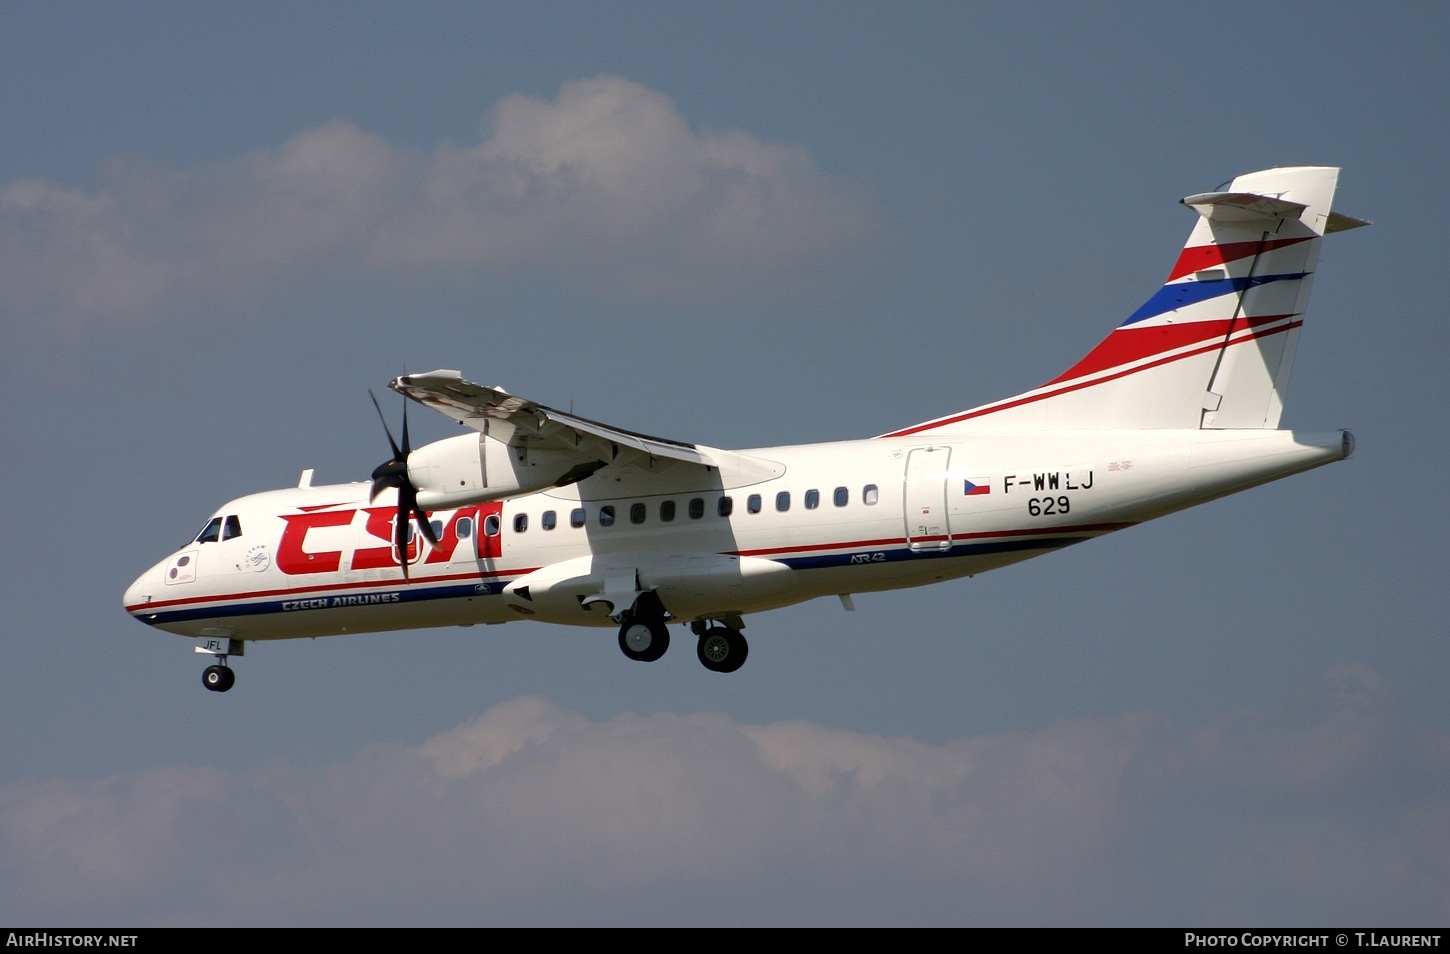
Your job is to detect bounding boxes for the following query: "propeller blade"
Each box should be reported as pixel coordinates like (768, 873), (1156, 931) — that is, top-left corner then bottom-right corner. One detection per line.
(400, 396), (412, 456)
(369, 459), (404, 502)
(369, 390), (402, 460)
(368, 385), (435, 583)
(414, 506), (441, 547)
(395, 484), (415, 582)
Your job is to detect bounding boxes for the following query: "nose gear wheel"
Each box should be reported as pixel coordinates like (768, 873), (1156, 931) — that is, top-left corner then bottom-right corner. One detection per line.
(202, 665), (235, 692)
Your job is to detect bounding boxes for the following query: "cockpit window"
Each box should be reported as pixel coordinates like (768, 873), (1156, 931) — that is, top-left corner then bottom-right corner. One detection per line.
(195, 517), (223, 544)
(222, 515), (243, 541)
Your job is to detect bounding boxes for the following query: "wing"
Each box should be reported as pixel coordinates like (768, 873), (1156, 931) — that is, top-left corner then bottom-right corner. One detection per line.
(390, 369), (784, 485)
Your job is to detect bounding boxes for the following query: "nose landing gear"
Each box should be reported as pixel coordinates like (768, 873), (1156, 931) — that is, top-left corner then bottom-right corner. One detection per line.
(202, 664), (235, 692)
(196, 636), (244, 693)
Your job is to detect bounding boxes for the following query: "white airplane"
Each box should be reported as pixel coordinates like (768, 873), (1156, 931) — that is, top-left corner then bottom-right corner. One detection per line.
(124, 166), (1366, 692)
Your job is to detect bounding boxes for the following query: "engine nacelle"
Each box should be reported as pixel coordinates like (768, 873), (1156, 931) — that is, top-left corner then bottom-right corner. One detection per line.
(408, 433), (600, 508)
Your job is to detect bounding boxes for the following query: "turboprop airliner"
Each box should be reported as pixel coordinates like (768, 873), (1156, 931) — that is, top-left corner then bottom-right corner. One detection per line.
(124, 166), (1366, 692)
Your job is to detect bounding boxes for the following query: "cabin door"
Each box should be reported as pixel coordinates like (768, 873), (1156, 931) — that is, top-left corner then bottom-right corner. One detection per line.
(904, 446), (952, 551)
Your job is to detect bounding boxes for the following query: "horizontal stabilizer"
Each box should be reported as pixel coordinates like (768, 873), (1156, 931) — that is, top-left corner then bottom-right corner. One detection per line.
(1325, 211), (1371, 234)
(1181, 191), (1307, 224)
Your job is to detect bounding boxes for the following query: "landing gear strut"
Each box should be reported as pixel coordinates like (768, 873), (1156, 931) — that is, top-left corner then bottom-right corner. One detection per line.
(693, 622), (748, 673)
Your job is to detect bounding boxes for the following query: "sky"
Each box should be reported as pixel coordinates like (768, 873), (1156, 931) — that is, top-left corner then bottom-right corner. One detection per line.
(1, 0), (1447, 927)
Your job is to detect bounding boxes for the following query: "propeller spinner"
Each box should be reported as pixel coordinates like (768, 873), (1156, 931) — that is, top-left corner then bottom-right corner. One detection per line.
(368, 390), (440, 580)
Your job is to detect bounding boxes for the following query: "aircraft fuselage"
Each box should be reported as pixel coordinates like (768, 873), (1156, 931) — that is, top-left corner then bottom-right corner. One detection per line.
(124, 428), (1349, 643)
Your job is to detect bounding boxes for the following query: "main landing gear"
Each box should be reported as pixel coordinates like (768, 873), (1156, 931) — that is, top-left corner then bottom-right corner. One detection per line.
(617, 591), (670, 663)
(693, 621), (748, 674)
(614, 595), (750, 672)
(618, 615), (670, 662)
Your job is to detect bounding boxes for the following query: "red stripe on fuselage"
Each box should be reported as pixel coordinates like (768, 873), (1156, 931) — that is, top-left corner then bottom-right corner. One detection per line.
(125, 565), (538, 614)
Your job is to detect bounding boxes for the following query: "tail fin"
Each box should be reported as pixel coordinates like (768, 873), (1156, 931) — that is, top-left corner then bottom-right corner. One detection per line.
(884, 167), (1367, 437)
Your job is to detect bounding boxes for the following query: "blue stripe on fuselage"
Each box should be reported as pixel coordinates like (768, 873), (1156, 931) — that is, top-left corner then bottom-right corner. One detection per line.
(134, 535), (1096, 627)
(774, 534), (1088, 571)
(133, 580), (507, 626)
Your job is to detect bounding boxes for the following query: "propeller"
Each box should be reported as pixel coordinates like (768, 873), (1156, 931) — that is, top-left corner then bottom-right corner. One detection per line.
(369, 389), (440, 580)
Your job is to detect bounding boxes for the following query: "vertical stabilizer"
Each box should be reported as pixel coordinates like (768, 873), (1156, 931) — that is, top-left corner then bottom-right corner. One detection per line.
(882, 167), (1366, 438)
(1182, 167), (1337, 428)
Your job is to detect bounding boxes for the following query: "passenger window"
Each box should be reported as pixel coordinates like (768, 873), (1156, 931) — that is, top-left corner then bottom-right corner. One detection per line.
(570, 508), (586, 528)
(660, 500), (676, 522)
(457, 517), (473, 539)
(542, 511), (557, 531)
(600, 505), (616, 527)
(484, 515), (501, 537)
(805, 489), (820, 510)
(863, 484), (879, 505)
(196, 517), (222, 544)
(747, 494), (762, 514)
(834, 486), (849, 507)
(630, 503), (646, 525)
(430, 519), (444, 540)
(513, 514), (528, 533)
(718, 496), (734, 517)
(689, 498), (705, 519)
(222, 515), (242, 541)
(776, 491), (790, 512)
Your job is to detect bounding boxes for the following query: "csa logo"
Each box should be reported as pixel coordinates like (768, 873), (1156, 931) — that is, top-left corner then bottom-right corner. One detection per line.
(244, 545), (271, 572)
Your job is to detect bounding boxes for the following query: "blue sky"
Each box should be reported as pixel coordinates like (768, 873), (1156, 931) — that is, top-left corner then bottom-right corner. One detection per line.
(2, 1), (1447, 926)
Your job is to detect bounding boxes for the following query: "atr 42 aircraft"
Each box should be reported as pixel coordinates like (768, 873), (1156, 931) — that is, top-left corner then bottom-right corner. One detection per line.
(125, 167), (1366, 692)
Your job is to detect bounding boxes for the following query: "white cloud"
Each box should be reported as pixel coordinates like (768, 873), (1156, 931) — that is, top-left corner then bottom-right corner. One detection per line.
(0, 766), (227, 915)
(0, 77), (881, 333)
(2, 668), (1445, 925)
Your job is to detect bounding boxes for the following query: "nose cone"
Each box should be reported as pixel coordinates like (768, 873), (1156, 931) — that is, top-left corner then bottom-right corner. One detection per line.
(122, 575), (145, 612)
(122, 563), (163, 625)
